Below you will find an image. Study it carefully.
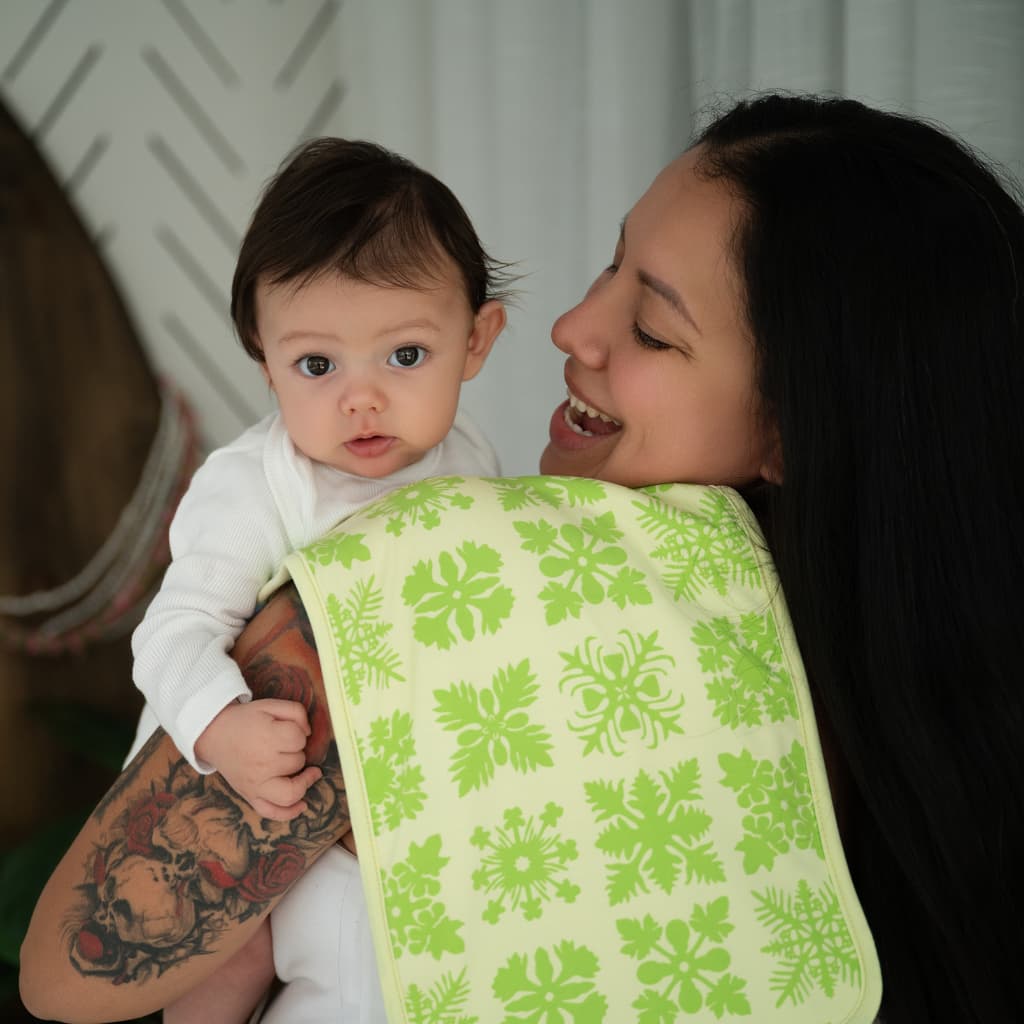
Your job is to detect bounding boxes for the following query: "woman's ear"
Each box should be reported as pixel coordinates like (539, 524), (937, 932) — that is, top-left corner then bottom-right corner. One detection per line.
(462, 300), (507, 381)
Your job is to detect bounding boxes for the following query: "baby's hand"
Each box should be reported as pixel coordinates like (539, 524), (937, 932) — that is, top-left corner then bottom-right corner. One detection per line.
(195, 699), (323, 821)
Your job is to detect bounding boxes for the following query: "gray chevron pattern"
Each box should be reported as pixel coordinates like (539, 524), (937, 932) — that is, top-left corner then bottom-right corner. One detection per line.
(0, 0), (347, 448)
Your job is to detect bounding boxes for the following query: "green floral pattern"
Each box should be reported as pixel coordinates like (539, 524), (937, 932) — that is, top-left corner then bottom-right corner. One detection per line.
(558, 630), (684, 756)
(514, 511), (652, 624)
(382, 835), (465, 960)
(402, 541), (514, 649)
(754, 881), (861, 1007)
(692, 612), (797, 728)
(324, 578), (404, 705)
(303, 530), (371, 568)
(406, 969), (478, 1024)
(491, 476), (607, 511)
(366, 477), (475, 536)
(492, 941), (608, 1023)
(719, 742), (824, 873)
(359, 711), (426, 832)
(287, 478), (879, 1023)
(585, 760), (725, 905)
(434, 660), (554, 796)
(618, 898), (751, 1019)
(634, 488), (761, 601)
(471, 803), (580, 923)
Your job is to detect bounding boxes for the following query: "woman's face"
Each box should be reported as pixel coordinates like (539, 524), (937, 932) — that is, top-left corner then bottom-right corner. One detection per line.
(541, 146), (774, 488)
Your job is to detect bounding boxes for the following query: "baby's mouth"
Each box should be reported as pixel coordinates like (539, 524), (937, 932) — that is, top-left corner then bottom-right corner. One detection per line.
(345, 434), (395, 457)
(564, 389), (622, 437)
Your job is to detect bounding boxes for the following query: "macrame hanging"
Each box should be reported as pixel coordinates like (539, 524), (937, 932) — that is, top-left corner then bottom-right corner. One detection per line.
(0, 382), (199, 655)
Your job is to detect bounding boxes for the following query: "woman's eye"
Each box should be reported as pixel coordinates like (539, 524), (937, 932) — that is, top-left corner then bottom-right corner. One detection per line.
(631, 324), (670, 351)
(388, 346), (426, 368)
(297, 355), (334, 377)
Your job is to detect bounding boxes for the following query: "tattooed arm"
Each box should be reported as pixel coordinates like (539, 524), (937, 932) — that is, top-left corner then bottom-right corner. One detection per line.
(19, 584), (351, 1023)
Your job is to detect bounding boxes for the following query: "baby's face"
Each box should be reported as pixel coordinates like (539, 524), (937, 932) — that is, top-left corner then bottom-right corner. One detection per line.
(256, 265), (501, 478)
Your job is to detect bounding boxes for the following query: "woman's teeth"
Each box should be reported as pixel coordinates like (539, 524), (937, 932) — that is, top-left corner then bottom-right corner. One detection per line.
(565, 391), (621, 435)
(564, 406), (593, 435)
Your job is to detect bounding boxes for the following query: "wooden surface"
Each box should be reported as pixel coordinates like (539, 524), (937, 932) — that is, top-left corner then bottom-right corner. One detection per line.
(0, 97), (159, 841)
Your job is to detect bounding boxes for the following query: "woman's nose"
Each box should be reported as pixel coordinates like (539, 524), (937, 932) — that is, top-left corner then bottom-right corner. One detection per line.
(551, 292), (610, 368)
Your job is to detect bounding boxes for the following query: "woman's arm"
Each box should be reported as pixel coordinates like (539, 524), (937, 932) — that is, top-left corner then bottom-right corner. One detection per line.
(19, 584), (350, 1023)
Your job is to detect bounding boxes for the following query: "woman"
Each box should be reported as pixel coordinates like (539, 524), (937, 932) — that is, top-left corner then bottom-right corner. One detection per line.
(20, 93), (1023, 1024)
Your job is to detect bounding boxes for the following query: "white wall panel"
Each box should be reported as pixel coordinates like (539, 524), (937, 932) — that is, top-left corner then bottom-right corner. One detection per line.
(1, 0), (346, 451)
(3, 0), (1023, 477)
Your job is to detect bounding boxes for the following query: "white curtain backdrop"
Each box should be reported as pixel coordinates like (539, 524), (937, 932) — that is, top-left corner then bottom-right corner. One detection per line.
(2, 0), (1022, 473)
(333, 0), (1024, 473)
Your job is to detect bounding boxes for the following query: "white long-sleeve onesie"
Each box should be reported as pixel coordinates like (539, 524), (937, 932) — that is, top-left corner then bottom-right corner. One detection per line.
(131, 410), (498, 770)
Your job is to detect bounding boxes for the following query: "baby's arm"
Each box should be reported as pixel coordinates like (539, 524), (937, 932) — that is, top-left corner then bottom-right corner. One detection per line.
(133, 443), (315, 818)
(196, 697), (318, 819)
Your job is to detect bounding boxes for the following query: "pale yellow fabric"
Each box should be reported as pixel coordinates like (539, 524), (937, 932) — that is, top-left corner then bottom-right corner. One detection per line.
(281, 476), (882, 1023)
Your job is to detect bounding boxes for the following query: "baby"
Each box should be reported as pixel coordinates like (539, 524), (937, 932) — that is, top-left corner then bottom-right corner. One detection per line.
(128, 137), (510, 1021)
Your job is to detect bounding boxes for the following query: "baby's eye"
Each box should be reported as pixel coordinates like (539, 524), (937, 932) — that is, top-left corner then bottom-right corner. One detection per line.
(388, 346), (426, 368)
(297, 355), (335, 377)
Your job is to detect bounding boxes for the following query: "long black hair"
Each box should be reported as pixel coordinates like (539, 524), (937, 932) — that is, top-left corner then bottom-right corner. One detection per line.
(697, 94), (1024, 1022)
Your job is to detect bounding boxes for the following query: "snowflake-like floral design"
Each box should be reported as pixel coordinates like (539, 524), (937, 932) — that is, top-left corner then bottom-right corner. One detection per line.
(470, 803), (580, 924)
(633, 488), (762, 602)
(406, 968), (478, 1024)
(325, 577), (404, 705)
(754, 880), (861, 1007)
(365, 477), (474, 536)
(585, 759), (725, 905)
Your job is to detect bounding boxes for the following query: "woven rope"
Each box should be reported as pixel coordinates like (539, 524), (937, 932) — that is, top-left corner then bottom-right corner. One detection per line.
(0, 382), (200, 654)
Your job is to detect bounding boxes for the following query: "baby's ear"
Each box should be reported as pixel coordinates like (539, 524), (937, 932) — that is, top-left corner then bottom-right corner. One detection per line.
(463, 300), (506, 381)
(259, 359), (273, 390)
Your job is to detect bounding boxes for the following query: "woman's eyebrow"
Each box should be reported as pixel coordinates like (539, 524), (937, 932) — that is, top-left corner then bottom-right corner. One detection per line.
(637, 270), (702, 336)
(619, 217), (701, 335)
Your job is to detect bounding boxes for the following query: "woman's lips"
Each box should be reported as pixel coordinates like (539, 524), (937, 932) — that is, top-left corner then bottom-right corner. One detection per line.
(344, 435), (395, 458)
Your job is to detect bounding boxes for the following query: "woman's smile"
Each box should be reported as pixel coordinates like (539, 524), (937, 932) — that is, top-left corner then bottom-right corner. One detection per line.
(563, 387), (622, 436)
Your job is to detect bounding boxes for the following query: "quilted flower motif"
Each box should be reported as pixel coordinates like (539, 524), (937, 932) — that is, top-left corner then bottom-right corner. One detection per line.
(382, 835), (465, 961)
(492, 940), (607, 1022)
(434, 660), (553, 796)
(692, 612), (796, 729)
(365, 477), (474, 536)
(514, 511), (652, 624)
(402, 541), (514, 649)
(618, 899), (752, 1018)
(719, 743), (823, 874)
(470, 803), (580, 924)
